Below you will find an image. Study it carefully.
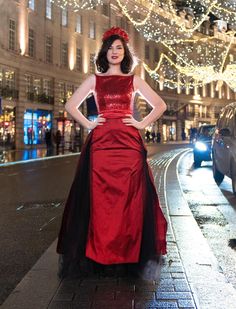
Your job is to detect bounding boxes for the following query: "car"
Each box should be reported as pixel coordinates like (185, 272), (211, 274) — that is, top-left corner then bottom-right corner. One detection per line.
(193, 124), (216, 167)
(212, 102), (236, 196)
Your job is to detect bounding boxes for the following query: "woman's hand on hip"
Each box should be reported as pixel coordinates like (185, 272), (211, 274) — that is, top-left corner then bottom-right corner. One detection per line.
(122, 115), (145, 130)
(87, 114), (106, 130)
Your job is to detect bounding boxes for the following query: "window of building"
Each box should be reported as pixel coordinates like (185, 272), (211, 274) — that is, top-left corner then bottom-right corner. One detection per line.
(9, 19), (16, 51)
(76, 15), (82, 33)
(91, 0), (96, 10)
(89, 21), (96, 39)
(25, 74), (32, 95)
(5, 69), (16, 89)
(33, 77), (41, 95)
(0, 67), (3, 89)
(58, 82), (66, 104)
(76, 48), (82, 71)
(28, 29), (35, 57)
(102, 3), (109, 16)
(45, 36), (53, 63)
(46, 0), (52, 19)
(145, 45), (150, 60)
(116, 16), (121, 27)
(66, 84), (74, 99)
(154, 48), (159, 62)
(43, 79), (52, 96)
(61, 8), (68, 26)
(121, 17), (127, 30)
(28, 0), (35, 10)
(61, 43), (68, 67)
(89, 53), (95, 73)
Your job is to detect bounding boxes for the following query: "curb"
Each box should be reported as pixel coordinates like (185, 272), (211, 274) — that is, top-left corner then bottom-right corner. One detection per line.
(167, 150), (236, 309)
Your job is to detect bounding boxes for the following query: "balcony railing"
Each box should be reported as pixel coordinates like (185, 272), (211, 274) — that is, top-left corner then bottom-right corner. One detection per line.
(0, 87), (19, 99)
(27, 92), (54, 104)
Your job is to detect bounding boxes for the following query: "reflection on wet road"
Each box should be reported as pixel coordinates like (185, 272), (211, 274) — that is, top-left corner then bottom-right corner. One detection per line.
(179, 150), (236, 289)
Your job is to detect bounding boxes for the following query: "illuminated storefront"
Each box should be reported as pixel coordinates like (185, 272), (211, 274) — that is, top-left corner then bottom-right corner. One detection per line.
(0, 107), (15, 149)
(23, 109), (52, 145)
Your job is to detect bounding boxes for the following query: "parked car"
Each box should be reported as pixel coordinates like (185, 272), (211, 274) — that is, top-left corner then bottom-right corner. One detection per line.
(193, 124), (216, 167)
(212, 102), (236, 196)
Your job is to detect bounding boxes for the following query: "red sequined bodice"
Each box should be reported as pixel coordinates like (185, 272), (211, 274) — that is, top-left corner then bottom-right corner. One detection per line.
(95, 74), (134, 116)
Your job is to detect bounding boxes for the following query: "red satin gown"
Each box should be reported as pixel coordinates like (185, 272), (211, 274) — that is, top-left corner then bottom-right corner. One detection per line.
(57, 74), (167, 268)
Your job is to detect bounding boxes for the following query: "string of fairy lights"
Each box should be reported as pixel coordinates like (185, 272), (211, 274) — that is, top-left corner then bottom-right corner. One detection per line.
(50, 0), (236, 91)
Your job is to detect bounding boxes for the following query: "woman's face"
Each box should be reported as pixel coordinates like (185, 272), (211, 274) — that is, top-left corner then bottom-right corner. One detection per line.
(106, 39), (125, 65)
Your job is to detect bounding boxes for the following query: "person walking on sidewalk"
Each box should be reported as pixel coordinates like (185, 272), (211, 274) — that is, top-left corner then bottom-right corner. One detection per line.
(54, 130), (62, 154)
(57, 27), (167, 279)
(45, 128), (52, 155)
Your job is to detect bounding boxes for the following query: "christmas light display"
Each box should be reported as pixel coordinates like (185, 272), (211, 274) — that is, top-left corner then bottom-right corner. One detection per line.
(50, 0), (236, 91)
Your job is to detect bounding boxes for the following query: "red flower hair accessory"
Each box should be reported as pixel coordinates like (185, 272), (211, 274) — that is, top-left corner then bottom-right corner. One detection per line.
(102, 27), (129, 43)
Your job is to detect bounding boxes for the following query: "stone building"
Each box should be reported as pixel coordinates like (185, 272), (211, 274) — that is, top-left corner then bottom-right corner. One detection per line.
(0, 0), (235, 150)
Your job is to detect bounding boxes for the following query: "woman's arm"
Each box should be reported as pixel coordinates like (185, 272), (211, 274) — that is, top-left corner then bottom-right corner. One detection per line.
(65, 75), (105, 130)
(122, 75), (167, 130)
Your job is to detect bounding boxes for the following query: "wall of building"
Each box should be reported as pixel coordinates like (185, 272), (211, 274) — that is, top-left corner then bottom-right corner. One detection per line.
(0, 0), (235, 150)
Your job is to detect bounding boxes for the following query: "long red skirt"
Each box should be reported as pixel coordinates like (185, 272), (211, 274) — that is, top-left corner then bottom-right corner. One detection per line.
(57, 115), (167, 267)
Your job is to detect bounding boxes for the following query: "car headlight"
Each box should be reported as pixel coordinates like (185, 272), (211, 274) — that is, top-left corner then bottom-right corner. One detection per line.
(195, 141), (208, 151)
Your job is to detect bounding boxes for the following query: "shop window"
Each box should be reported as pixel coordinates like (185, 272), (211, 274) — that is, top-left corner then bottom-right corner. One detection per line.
(24, 109), (52, 145)
(0, 107), (15, 149)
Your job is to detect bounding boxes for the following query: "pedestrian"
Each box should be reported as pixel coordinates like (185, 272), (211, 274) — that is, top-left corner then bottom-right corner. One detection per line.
(55, 130), (62, 154)
(27, 127), (33, 145)
(151, 130), (156, 142)
(156, 132), (161, 143)
(145, 129), (151, 142)
(181, 128), (186, 141)
(57, 27), (167, 279)
(45, 128), (52, 154)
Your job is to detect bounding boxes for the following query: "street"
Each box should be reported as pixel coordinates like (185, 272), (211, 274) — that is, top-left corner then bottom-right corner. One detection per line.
(179, 151), (236, 289)
(0, 154), (80, 305)
(1, 143), (236, 307)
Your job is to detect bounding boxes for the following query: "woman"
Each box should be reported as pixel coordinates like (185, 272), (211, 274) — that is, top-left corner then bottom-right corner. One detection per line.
(57, 27), (167, 278)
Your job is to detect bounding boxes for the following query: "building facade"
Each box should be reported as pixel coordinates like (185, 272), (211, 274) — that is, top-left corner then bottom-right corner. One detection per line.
(0, 0), (235, 150)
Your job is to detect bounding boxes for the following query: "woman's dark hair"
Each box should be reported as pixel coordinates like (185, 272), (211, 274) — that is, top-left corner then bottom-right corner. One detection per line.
(96, 35), (133, 73)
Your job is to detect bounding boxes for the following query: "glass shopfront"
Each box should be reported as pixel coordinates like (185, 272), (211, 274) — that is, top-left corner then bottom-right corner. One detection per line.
(0, 107), (15, 149)
(24, 109), (52, 145)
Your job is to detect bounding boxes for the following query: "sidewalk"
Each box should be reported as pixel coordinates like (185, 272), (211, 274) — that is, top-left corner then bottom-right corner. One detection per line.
(0, 141), (190, 166)
(0, 147), (76, 166)
(3, 147), (236, 309)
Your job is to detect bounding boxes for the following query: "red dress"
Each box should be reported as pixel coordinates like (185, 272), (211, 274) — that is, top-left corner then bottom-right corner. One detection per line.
(57, 75), (167, 269)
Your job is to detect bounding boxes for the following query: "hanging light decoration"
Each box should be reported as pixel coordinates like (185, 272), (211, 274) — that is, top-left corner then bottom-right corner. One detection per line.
(50, 0), (236, 91)
(50, 0), (104, 10)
